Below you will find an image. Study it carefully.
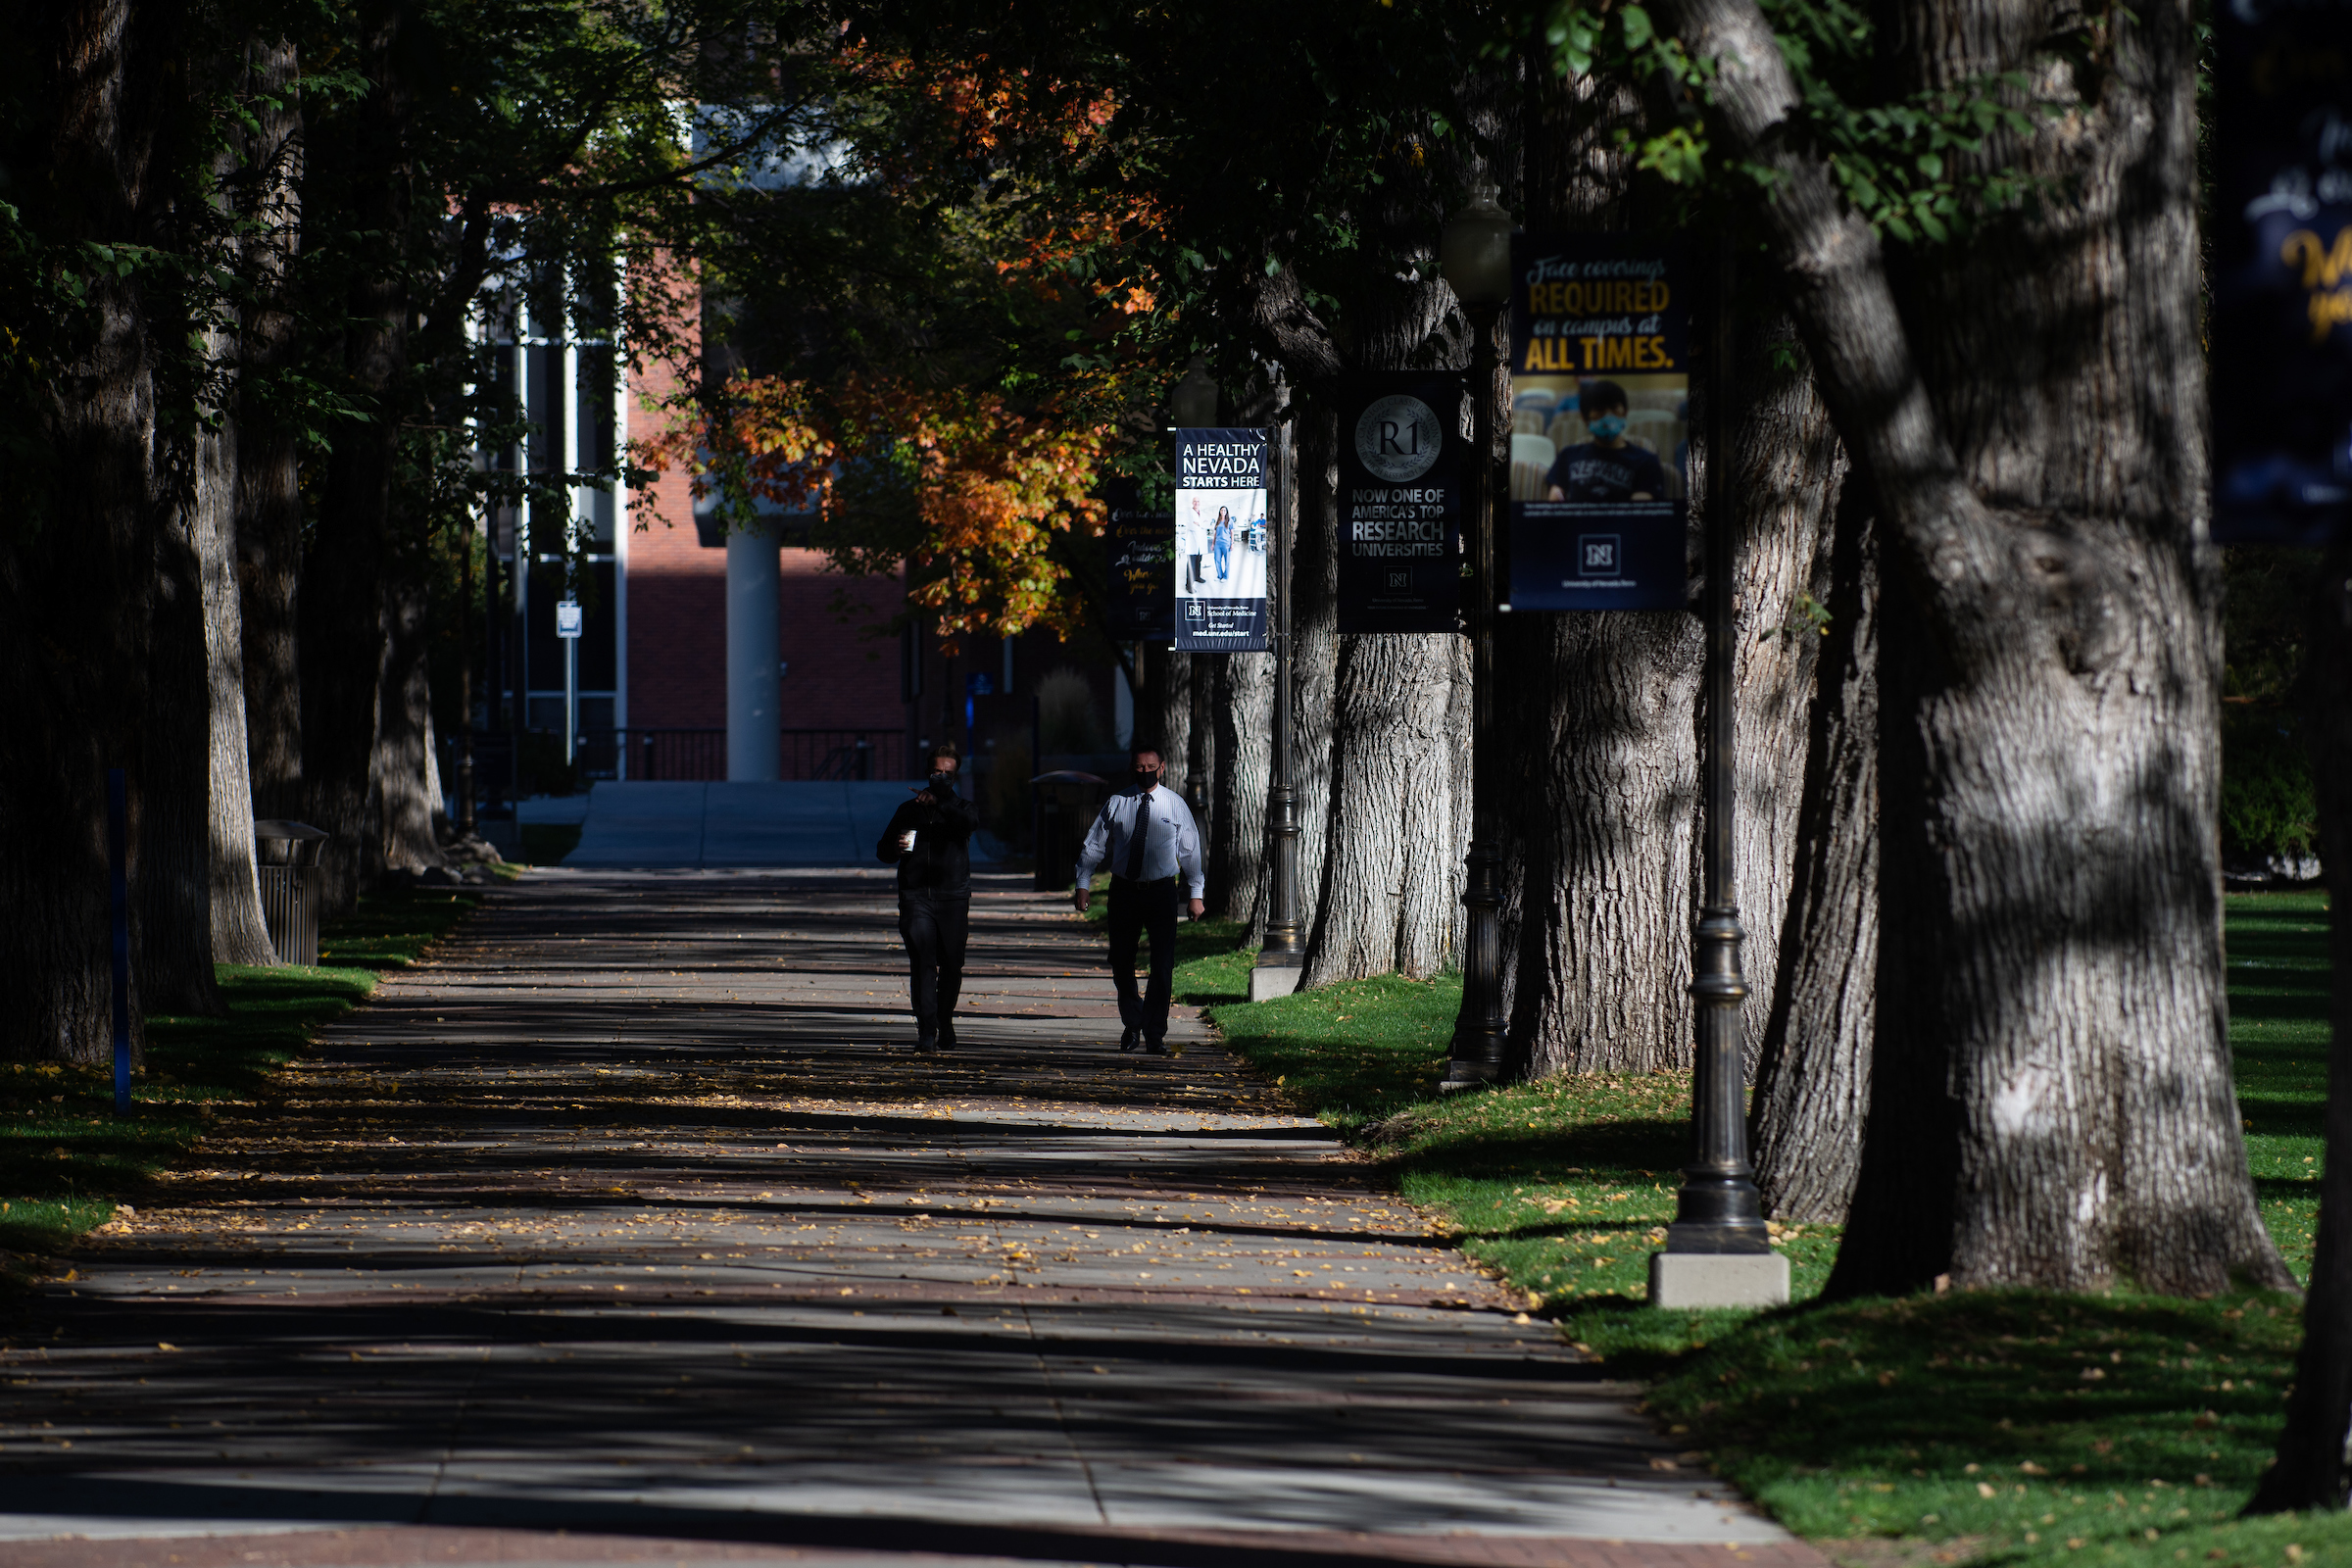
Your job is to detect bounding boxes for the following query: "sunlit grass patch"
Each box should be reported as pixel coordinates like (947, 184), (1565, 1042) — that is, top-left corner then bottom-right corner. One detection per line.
(0, 886), (484, 1274)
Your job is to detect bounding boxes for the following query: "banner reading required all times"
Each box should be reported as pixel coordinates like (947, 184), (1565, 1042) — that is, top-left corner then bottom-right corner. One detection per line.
(1173, 427), (1269, 651)
(1337, 372), (1465, 634)
(1505, 234), (1691, 611)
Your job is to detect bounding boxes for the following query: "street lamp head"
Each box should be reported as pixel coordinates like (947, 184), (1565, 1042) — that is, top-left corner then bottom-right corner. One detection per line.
(1170, 365), (1220, 428)
(1440, 181), (1514, 311)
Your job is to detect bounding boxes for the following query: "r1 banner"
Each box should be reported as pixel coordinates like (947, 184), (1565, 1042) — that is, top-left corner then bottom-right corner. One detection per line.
(1173, 427), (1268, 651)
(1505, 233), (1690, 611)
(1338, 372), (1465, 634)
(1101, 476), (1174, 639)
(2213, 0), (2352, 542)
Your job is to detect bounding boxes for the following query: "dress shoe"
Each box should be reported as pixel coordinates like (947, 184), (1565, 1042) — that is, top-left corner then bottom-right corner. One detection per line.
(1144, 1038), (1170, 1056)
(937, 1017), (957, 1050)
(1119, 1026), (1141, 1052)
(914, 1029), (939, 1054)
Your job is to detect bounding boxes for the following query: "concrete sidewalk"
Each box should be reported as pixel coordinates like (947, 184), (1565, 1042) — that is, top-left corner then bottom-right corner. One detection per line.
(0, 870), (1813, 1568)
(565, 781), (925, 867)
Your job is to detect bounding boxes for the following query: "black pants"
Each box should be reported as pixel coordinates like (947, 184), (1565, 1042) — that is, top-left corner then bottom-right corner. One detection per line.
(1106, 876), (1178, 1042)
(898, 891), (969, 1030)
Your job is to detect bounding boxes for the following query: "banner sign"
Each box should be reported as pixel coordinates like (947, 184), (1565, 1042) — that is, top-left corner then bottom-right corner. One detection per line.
(1101, 476), (1174, 639)
(1504, 234), (1691, 610)
(1337, 372), (1465, 634)
(1173, 427), (1269, 651)
(2213, 0), (2352, 543)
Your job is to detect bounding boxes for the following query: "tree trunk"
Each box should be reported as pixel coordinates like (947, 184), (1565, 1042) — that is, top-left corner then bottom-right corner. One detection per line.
(1303, 632), (1465, 984)
(301, 12), (412, 910)
(2249, 558), (2352, 1512)
(0, 0), (179, 1063)
(1209, 650), (1273, 923)
(1657, 0), (2292, 1295)
(234, 33), (305, 822)
(138, 441), (227, 1014)
(1497, 612), (1702, 1073)
(1146, 645), (1192, 794)
(376, 568), (448, 871)
(1495, 64), (1707, 1076)
(1749, 486), (1878, 1222)
(1288, 404), (1342, 946)
(1728, 324), (1846, 1056)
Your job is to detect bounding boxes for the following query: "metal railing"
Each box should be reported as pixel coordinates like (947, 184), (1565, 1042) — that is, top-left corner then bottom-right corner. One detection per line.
(623, 728), (905, 782)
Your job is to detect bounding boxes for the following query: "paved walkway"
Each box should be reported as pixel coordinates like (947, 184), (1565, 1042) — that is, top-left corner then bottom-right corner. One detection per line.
(565, 782), (985, 867)
(0, 871), (1810, 1568)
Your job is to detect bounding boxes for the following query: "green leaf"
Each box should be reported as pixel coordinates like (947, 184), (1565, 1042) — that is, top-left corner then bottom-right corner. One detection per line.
(1622, 6), (1654, 48)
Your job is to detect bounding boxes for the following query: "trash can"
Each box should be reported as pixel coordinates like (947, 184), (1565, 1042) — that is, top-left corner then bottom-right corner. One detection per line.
(253, 819), (328, 966)
(1029, 771), (1106, 893)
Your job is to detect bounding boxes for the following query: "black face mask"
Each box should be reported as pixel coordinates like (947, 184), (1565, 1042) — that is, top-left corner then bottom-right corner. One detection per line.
(1135, 767), (1161, 793)
(929, 770), (958, 797)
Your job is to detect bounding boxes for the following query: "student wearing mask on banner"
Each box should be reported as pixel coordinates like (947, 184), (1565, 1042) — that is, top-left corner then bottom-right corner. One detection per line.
(1544, 378), (1668, 503)
(1212, 507), (1233, 581)
(876, 742), (978, 1053)
(1072, 744), (1204, 1055)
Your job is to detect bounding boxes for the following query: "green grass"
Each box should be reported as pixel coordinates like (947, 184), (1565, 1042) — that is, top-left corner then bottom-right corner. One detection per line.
(1650, 1288), (2315, 1567)
(0, 886), (485, 1269)
(1152, 891), (2338, 1559)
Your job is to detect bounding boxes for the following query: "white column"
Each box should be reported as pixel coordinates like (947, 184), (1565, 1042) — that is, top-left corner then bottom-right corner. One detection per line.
(726, 523), (780, 780)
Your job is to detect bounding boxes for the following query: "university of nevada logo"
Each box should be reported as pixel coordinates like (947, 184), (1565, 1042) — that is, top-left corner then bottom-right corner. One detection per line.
(1577, 534), (1621, 577)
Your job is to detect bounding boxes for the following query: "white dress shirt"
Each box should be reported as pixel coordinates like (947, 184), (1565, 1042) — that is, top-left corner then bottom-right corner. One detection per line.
(1076, 786), (1205, 899)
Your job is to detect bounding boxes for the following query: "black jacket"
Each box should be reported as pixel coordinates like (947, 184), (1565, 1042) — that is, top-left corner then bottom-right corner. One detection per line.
(877, 788), (979, 894)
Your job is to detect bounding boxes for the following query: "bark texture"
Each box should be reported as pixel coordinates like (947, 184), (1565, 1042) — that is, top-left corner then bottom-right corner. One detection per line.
(234, 33), (305, 822)
(138, 427), (227, 1014)
(1657, 0), (2291, 1294)
(1287, 405), (1342, 945)
(200, 386), (276, 969)
(1303, 631), (1466, 984)
(1209, 650), (1273, 924)
(1497, 612), (1701, 1073)
(2250, 559), (2352, 1511)
(376, 570), (448, 871)
(301, 12), (410, 909)
(1749, 488), (1878, 1222)
(1145, 647), (1193, 796)
(0, 0), (178, 1061)
(1728, 326), (1847, 1056)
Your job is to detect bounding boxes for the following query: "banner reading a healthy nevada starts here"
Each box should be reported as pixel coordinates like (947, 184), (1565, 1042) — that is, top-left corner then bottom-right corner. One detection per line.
(1172, 427), (1268, 652)
(1506, 234), (1691, 611)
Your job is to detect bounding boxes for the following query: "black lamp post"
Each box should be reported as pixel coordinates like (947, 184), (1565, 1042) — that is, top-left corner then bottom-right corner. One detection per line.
(1650, 238), (1783, 1306)
(1438, 183), (1513, 1091)
(1253, 368), (1302, 997)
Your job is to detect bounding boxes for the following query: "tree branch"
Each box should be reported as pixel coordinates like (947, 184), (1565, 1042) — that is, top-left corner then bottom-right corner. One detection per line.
(1648, 0), (2012, 658)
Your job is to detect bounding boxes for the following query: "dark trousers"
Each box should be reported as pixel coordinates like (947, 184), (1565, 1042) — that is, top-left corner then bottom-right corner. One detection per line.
(898, 891), (969, 1030)
(1106, 876), (1178, 1041)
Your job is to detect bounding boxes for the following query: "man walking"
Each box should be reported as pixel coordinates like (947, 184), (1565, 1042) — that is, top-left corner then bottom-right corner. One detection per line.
(876, 743), (977, 1052)
(1073, 744), (1203, 1054)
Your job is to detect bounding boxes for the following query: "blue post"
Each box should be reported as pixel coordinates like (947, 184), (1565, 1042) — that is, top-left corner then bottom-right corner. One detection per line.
(108, 767), (129, 1114)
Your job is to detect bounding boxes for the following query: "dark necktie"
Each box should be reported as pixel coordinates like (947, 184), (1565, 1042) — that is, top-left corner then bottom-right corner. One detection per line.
(1124, 793), (1152, 881)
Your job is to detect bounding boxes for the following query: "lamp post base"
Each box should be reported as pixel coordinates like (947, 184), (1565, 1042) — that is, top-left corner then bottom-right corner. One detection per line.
(1438, 1055), (1501, 1093)
(1249, 960), (1302, 1003)
(1648, 1250), (1789, 1309)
